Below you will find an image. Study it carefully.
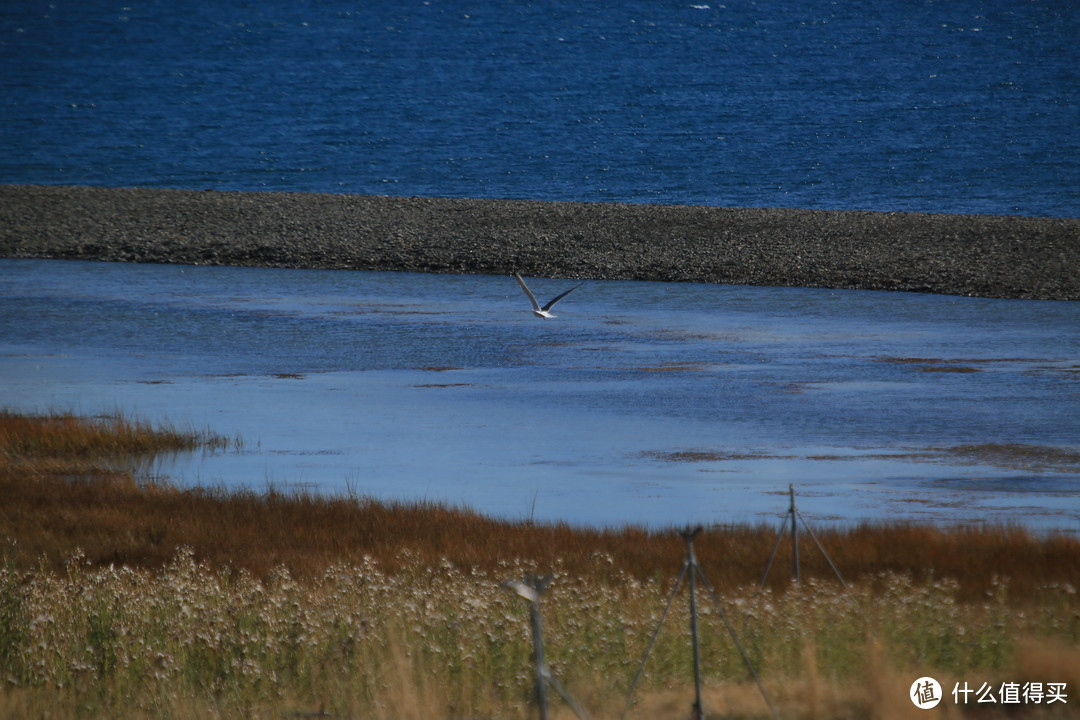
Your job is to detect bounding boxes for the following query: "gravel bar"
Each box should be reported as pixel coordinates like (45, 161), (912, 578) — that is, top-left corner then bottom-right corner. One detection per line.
(2, 184), (1077, 300)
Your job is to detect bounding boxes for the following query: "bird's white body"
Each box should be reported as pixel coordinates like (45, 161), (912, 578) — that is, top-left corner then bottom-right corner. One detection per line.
(514, 273), (583, 319)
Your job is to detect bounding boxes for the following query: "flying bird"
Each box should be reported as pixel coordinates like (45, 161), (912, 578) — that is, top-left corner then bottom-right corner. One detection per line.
(514, 273), (584, 319)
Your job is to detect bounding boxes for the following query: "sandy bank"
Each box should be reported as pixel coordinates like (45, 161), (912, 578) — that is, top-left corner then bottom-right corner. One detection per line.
(2, 184), (1077, 300)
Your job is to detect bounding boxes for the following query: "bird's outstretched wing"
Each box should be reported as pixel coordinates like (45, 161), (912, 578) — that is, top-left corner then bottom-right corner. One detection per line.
(514, 273), (542, 312)
(542, 282), (584, 312)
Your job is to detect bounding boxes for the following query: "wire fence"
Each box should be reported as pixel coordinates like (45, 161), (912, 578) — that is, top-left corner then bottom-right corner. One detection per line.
(503, 485), (844, 720)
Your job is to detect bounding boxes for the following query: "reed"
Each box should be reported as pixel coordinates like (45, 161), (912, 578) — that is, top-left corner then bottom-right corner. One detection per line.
(0, 410), (230, 461)
(1, 547), (1076, 719)
(5, 466), (1077, 604)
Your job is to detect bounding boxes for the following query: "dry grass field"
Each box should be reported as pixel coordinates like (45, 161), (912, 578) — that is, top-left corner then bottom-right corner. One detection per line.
(2, 411), (1078, 718)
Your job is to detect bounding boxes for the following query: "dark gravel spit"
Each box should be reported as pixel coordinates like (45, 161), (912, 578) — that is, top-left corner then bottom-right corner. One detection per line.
(2, 184), (1077, 300)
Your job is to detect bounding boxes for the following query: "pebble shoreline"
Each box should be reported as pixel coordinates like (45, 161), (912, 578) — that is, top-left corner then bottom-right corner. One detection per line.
(2, 184), (1077, 300)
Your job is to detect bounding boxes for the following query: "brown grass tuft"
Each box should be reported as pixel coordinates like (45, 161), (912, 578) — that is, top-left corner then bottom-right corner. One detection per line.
(0, 410), (228, 461)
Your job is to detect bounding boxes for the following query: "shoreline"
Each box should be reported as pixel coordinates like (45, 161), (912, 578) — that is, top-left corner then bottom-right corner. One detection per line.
(5, 410), (1077, 592)
(2, 183), (1078, 300)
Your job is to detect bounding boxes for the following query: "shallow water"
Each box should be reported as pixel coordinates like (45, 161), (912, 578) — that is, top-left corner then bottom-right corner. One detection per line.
(2, 259), (1078, 530)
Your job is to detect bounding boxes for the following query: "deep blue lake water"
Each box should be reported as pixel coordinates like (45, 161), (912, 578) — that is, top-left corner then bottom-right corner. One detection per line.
(2, 259), (1078, 531)
(2, 0), (1077, 216)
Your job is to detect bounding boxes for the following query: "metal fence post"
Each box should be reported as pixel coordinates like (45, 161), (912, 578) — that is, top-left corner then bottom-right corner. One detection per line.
(682, 527), (706, 720)
(790, 484), (800, 583)
(503, 575), (591, 720)
(624, 526), (778, 720)
(528, 578), (550, 720)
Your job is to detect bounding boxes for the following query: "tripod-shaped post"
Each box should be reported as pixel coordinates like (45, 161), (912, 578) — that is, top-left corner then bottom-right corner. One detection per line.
(502, 575), (591, 720)
(761, 484), (847, 588)
(789, 484), (800, 583)
(684, 528), (706, 720)
(621, 527), (777, 720)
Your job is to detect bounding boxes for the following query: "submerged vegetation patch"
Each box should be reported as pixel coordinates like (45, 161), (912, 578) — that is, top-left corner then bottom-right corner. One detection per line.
(643, 449), (782, 463)
(941, 443), (1080, 471)
(412, 383), (473, 388)
(645, 441), (1080, 476)
(875, 357), (1043, 366)
(872, 356), (1064, 374)
(633, 362), (711, 372)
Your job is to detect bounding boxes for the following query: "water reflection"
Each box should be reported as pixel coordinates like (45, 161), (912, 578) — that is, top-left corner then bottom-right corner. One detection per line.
(1, 259), (1077, 531)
